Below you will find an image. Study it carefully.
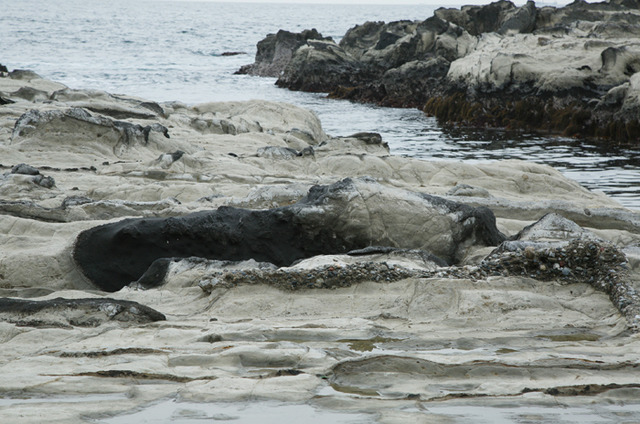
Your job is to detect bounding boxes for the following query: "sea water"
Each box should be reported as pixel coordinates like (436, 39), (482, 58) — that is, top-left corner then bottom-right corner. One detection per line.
(2, 0), (639, 208)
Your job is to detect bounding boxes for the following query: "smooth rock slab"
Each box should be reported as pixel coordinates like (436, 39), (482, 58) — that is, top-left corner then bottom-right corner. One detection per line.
(73, 177), (505, 291)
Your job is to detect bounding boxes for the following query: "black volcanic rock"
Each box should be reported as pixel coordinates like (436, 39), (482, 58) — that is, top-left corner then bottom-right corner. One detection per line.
(73, 177), (505, 292)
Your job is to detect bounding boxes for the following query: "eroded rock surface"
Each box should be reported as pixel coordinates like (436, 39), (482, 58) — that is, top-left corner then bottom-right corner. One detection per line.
(1, 70), (639, 423)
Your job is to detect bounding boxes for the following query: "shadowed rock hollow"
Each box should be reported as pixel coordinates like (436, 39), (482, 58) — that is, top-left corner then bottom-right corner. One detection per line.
(73, 177), (505, 292)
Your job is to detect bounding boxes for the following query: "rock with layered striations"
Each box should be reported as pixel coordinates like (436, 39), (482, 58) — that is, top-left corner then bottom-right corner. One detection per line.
(11, 108), (176, 160)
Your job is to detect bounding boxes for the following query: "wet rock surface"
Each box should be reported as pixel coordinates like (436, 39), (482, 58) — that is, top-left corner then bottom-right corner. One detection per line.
(1, 70), (640, 423)
(241, 0), (640, 144)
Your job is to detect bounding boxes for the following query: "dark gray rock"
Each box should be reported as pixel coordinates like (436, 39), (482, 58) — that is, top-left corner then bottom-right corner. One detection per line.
(0, 96), (15, 105)
(236, 28), (331, 77)
(32, 174), (55, 189)
(73, 177), (505, 292)
(8, 163), (55, 188)
(0, 297), (166, 327)
(340, 20), (417, 60)
(274, 15), (466, 104)
(11, 163), (40, 175)
(433, 1), (536, 36)
(379, 57), (451, 107)
(499, 1), (537, 35)
(276, 39), (370, 92)
(8, 69), (41, 80)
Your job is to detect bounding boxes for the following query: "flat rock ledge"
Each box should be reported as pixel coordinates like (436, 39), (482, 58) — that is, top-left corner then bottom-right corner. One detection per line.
(240, 0), (640, 144)
(152, 238), (639, 332)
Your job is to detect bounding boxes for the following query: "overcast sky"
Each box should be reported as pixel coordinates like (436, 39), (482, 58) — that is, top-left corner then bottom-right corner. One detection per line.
(197, 0), (589, 4)
(170, 0), (591, 4)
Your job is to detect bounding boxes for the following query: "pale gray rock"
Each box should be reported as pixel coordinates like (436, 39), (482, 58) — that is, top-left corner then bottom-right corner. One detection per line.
(256, 146), (301, 159)
(513, 213), (603, 243)
(11, 108), (173, 159)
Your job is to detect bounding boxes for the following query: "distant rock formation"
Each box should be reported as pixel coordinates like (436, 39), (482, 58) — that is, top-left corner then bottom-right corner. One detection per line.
(240, 0), (640, 143)
(236, 28), (331, 77)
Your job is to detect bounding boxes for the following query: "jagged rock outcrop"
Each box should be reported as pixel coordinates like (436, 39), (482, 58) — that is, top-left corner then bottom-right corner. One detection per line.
(235, 29), (331, 77)
(241, 0), (640, 143)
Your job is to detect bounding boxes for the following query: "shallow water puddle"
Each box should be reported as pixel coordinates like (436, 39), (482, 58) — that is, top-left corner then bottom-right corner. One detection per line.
(97, 399), (373, 424)
(419, 402), (640, 423)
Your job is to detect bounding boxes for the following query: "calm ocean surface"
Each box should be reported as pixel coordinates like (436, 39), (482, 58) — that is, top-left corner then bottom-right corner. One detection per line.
(2, 0), (639, 208)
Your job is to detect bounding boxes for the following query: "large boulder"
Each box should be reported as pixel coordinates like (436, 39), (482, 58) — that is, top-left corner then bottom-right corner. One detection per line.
(73, 177), (505, 291)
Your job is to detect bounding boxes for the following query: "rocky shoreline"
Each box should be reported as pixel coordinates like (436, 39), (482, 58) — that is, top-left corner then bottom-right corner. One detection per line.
(1, 57), (640, 422)
(239, 0), (640, 144)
